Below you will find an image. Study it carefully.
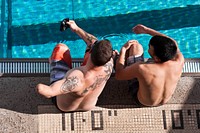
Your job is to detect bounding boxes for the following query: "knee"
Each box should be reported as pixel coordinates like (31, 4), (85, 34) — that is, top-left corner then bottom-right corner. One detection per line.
(129, 42), (143, 56)
(55, 43), (70, 51)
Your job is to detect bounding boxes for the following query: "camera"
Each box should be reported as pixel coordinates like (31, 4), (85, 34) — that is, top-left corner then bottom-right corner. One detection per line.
(60, 18), (70, 31)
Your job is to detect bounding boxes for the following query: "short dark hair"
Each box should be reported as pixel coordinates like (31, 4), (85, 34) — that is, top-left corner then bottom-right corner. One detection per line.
(91, 39), (113, 66)
(149, 35), (177, 62)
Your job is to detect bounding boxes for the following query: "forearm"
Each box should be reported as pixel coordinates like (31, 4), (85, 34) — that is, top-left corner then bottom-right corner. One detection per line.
(75, 27), (97, 47)
(37, 78), (67, 98)
(118, 48), (126, 65)
(145, 27), (166, 37)
(145, 27), (179, 51)
(134, 24), (171, 38)
(115, 48), (126, 76)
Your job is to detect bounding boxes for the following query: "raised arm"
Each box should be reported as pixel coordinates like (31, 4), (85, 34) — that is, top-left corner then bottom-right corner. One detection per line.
(132, 24), (180, 52)
(133, 24), (166, 36)
(132, 24), (184, 64)
(67, 20), (98, 47)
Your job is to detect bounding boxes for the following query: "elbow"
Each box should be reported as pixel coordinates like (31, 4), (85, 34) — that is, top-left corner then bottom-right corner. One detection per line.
(36, 84), (53, 98)
(115, 72), (123, 80)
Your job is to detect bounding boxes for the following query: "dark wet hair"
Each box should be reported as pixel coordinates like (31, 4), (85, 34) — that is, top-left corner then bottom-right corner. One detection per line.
(91, 39), (113, 66)
(149, 35), (177, 62)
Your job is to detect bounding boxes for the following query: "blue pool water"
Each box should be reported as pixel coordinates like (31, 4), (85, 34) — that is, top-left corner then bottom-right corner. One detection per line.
(1, 0), (200, 58)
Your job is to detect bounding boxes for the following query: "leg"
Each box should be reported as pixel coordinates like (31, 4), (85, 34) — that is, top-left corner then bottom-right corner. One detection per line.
(50, 43), (72, 107)
(128, 41), (143, 56)
(126, 41), (144, 66)
(36, 44), (73, 111)
(126, 42), (144, 106)
(50, 43), (72, 69)
(50, 43), (72, 84)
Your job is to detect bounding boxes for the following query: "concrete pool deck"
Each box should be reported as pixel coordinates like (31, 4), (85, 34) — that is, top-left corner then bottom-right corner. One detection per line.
(0, 59), (200, 132)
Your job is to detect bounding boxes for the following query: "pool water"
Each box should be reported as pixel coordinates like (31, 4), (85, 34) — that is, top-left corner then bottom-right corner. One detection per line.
(1, 0), (200, 58)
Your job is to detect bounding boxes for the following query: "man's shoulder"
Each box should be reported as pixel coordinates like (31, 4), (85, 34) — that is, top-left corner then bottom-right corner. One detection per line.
(66, 67), (85, 78)
(175, 52), (185, 64)
(105, 59), (114, 66)
(138, 62), (163, 73)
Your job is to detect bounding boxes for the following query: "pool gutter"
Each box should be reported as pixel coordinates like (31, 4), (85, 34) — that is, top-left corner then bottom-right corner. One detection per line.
(0, 58), (200, 77)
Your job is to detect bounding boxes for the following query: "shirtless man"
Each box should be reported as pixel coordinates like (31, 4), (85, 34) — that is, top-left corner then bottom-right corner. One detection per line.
(115, 24), (184, 107)
(36, 20), (113, 112)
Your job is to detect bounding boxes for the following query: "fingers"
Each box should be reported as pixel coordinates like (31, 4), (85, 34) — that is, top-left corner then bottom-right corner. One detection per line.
(66, 20), (74, 27)
(132, 26), (137, 33)
(132, 24), (140, 32)
(113, 50), (119, 55)
(127, 40), (139, 46)
(66, 20), (79, 32)
(132, 24), (147, 34)
(67, 20), (74, 23)
(123, 40), (139, 50)
(128, 40), (138, 43)
(132, 26), (141, 34)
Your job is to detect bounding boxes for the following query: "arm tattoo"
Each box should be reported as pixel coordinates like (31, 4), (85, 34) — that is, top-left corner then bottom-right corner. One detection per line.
(84, 31), (97, 44)
(104, 62), (113, 80)
(60, 76), (79, 94)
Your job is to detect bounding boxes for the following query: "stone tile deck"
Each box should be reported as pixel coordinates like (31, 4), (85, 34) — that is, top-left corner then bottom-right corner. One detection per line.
(0, 76), (200, 133)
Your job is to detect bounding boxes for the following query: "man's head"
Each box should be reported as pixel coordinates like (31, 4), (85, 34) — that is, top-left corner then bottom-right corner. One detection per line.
(148, 35), (177, 62)
(91, 39), (113, 66)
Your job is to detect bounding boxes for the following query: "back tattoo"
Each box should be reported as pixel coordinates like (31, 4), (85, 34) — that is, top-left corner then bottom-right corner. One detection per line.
(60, 62), (113, 95)
(81, 62), (113, 95)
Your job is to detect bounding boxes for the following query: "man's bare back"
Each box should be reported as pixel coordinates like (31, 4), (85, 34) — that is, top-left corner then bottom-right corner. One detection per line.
(36, 20), (114, 112)
(38, 60), (113, 111)
(115, 24), (184, 107)
(137, 57), (184, 106)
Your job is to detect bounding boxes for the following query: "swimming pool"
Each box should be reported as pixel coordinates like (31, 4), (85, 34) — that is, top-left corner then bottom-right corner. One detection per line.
(1, 0), (200, 58)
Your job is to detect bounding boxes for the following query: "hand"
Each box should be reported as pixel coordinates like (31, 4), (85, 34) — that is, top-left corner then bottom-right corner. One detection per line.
(112, 50), (119, 62)
(112, 50), (119, 69)
(112, 50), (119, 58)
(132, 24), (148, 34)
(66, 20), (79, 32)
(122, 40), (138, 51)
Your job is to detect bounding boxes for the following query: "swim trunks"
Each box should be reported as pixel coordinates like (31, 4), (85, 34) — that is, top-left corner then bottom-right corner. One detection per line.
(127, 54), (144, 66)
(50, 60), (70, 84)
(126, 54), (146, 107)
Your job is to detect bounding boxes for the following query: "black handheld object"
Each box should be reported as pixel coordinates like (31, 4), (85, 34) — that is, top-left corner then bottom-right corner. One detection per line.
(60, 18), (70, 31)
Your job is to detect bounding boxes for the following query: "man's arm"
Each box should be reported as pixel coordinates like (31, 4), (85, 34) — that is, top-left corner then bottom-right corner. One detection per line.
(132, 24), (184, 64)
(36, 71), (80, 98)
(133, 24), (165, 37)
(67, 20), (97, 47)
(115, 40), (140, 80)
(132, 24), (180, 52)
